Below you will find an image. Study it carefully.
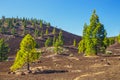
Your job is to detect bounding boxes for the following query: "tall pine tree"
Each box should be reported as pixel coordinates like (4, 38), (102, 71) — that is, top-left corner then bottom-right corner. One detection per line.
(10, 34), (40, 71)
(0, 39), (9, 61)
(78, 10), (107, 56)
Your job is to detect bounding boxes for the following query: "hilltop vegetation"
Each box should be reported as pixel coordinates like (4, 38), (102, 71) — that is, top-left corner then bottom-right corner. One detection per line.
(0, 16), (81, 56)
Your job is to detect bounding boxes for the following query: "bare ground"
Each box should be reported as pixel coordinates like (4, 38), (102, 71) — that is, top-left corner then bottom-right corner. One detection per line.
(0, 52), (120, 80)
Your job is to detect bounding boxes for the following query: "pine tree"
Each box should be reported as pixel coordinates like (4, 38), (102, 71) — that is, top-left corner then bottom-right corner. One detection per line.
(40, 20), (43, 28)
(2, 16), (5, 24)
(11, 28), (16, 35)
(52, 27), (56, 34)
(78, 23), (88, 53)
(40, 31), (43, 38)
(103, 37), (109, 48)
(78, 39), (85, 53)
(117, 34), (120, 43)
(108, 37), (115, 45)
(58, 30), (64, 46)
(45, 37), (52, 47)
(54, 31), (64, 54)
(34, 28), (39, 37)
(0, 39), (9, 61)
(78, 10), (107, 56)
(8, 20), (13, 29)
(23, 28), (26, 35)
(22, 20), (27, 29)
(45, 28), (48, 35)
(54, 39), (59, 54)
(73, 39), (76, 46)
(53, 36), (56, 46)
(10, 34), (40, 71)
(0, 26), (5, 34)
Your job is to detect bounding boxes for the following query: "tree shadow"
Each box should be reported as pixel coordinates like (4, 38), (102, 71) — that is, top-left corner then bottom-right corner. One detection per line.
(33, 69), (68, 75)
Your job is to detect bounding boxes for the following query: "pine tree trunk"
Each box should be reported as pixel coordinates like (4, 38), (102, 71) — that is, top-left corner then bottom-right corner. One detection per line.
(27, 62), (30, 71)
(27, 55), (30, 71)
(0, 53), (2, 61)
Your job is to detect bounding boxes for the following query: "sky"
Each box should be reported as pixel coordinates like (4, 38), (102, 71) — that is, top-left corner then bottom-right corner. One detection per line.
(0, 0), (120, 37)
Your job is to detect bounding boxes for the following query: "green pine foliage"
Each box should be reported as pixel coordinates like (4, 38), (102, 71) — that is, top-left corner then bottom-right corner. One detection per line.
(34, 28), (39, 37)
(0, 39), (9, 61)
(52, 36), (56, 46)
(78, 39), (85, 53)
(53, 30), (64, 54)
(78, 10), (107, 56)
(73, 39), (76, 46)
(10, 34), (41, 71)
(40, 31), (43, 38)
(0, 26), (5, 34)
(103, 37), (109, 48)
(11, 28), (16, 35)
(0, 16), (55, 37)
(45, 37), (52, 47)
(52, 27), (56, 34)
(23, 28), (26, 35)
(45, 28), (49, 35)
(54, 39), (60, 54)
(40, 20), (43, 28)
(58, 30), (64, 46)
(108, 37), (115, 45)
(117, 34), (120, 43)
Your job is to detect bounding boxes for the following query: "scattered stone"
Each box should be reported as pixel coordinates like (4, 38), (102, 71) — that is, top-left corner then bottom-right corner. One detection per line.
(21, 72), (25, 75)
(31, 70), (36, 74)
(37, 60), (41, 63)
(104, 63), (110, 66)
(100, 59), (104, 62)
(69, 54), (74, 57)
(27, 70), (32, 74)
(106, 62), (111, 65)
(11, 72), (15, 74)
(8, 71), (11, 74)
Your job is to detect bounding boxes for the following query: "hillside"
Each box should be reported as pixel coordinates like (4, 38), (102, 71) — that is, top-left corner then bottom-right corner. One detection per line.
(1, 16), (120, 80)
(0, 16), (81, 56)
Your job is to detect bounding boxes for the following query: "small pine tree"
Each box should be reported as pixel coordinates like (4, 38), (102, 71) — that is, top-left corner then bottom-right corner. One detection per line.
(8, 20), (13, 29)
(78, 40), (85, 53)
(0, 39), (9, 61)
(45, 28), (48, 35)
(58, 30), (63, 46)
(73, 39), (76, 46)
(108, 37), (115, 45)
(40, 31), (43, 38)
(40, 20), (43, 28)
(10, 34), (40, 71)
(11, 28), (16, 35)
(53, 36), (56, 46)
(22, 20), (27, 29)
(34, 28), (39, 37)
(0, 26), (5, 34)
(52, 27), (56, 34)
(117, 34), (120, 43)
(54, 39), (59, 54)
(54, 31), (64, 54)
(45, 37), (52, 47)
(23, 28), (26, 35)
